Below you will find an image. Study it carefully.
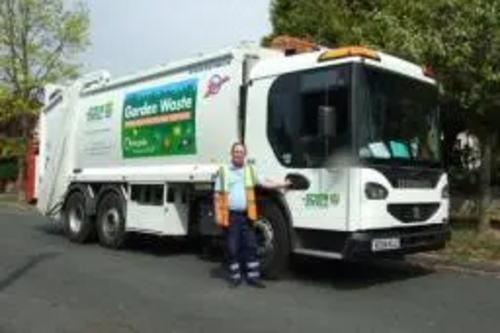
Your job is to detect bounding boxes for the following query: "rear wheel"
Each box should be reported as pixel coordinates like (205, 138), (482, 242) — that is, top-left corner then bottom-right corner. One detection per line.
(255, 199), (290, 279)
(96, 192), (127, 249)
(62, 190), (94, 243)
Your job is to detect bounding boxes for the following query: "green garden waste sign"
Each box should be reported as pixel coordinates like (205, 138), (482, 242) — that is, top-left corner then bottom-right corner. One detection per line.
(122, 78), (198, 158)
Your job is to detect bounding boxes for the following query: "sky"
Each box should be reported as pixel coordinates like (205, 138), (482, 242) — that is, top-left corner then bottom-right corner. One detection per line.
(78, 0), (273, 77)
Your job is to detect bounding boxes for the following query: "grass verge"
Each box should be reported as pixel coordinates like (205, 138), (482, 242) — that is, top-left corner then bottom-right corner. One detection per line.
(0, 193), (16, 202)
(437, 225), (500, 264)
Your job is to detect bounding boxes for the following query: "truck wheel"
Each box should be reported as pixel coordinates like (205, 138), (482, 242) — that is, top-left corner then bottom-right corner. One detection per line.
(96, 192), (127, 249)
(62, 190), (94, 243)
(255, 199), (290, 280)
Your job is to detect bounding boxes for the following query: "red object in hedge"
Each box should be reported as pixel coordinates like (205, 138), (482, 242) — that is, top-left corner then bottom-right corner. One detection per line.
(25, 138), (38, 203)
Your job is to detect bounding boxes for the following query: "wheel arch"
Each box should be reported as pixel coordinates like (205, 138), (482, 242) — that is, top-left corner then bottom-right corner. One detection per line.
(95, 183), (128, 212)
(64, 183), (96, 216)
(256, 188), (295, 247)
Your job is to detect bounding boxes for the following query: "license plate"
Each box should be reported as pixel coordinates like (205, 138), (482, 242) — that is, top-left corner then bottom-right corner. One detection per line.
(371, 238), (401, 252)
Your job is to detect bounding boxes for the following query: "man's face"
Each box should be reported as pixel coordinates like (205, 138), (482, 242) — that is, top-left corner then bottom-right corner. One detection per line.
(231, 144), (246, 167)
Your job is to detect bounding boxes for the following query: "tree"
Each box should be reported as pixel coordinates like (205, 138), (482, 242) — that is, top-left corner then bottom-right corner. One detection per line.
(0, 0), (90, 200)
(267, 0), (500, 232)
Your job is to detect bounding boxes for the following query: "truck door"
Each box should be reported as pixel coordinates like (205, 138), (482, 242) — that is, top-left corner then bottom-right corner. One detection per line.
(244, 65), (353, 233)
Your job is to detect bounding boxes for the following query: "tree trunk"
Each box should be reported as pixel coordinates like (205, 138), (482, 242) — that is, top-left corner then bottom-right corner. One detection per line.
(16, 160), (25, 201)
(478, 133), (493, 233)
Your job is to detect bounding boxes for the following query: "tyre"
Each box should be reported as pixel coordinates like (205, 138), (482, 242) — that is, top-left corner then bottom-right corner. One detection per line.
(62, 190), (94, 243)
(96, 191), (127, 249)
(255, 199), (290, 280)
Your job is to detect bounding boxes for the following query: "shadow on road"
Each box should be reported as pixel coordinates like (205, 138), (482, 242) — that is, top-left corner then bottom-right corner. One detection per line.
(34, 222), (433, 289)
(0, 252), (60, 292)
(124, 233), (198, 257)
(203, 250), (433, 290)
(36, 221), (65, 237)
(287, 256), (434, 290)
(209, 263), (228, 281)
(37, 224), (199, 258)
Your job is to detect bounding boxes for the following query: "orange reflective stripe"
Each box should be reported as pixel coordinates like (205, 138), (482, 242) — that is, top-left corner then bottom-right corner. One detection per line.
(215, 166), (230, 227)
(217, 193), (229, 227)
(216, 193), (229, 227)
(246, 188), (258, 221)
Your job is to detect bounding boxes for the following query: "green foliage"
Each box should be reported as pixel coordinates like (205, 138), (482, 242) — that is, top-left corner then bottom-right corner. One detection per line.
(268, 0), (500, 232)
(0, 157), (18, 180)
(441, 226), (500, 262)
(267, 0), (357, 47)
(0, 0), (90, 120)
(0, 137), (24, 158)
(267, 0), (500, 134)
(0, 88), (38, 122)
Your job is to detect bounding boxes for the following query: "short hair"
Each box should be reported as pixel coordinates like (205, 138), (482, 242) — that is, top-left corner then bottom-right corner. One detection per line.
(231, 142), (246, 154)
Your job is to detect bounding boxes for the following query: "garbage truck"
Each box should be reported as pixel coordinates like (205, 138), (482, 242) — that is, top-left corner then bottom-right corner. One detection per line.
(35, 38), (451, 278)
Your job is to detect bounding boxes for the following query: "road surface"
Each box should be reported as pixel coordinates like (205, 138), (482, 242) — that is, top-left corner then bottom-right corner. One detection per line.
(0, 205), (499, 333)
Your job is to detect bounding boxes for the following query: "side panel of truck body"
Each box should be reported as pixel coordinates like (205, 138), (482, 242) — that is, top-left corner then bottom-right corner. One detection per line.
(78, 56), (240, 170)
(37, 45), (281, 230)
(37, 91), (74, 216)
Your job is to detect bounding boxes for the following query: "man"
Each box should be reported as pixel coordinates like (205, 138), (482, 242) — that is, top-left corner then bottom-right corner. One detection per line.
(213, 142), (291, 288)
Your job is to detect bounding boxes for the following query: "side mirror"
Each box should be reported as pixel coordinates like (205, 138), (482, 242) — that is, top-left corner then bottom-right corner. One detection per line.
(285, 173), (310, 190)
(318, 105), (337, 138)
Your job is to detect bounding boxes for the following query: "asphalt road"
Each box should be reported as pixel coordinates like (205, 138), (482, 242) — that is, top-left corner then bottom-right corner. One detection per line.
(0, 205), (499, 333)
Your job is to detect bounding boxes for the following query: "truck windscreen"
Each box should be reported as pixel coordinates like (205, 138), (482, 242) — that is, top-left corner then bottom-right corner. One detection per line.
(267, 64), (352, 168)
(356, 66), (442, 168)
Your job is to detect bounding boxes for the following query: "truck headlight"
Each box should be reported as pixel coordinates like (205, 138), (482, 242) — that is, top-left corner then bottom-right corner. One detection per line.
(442, 184), (449, 199)
(365, 182), (388, 200)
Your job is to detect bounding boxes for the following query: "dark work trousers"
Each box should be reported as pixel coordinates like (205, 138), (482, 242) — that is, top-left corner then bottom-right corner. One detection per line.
(226, 211), (260, 283)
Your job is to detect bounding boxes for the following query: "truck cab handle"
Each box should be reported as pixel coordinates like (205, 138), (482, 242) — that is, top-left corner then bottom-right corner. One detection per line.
(285, 173), (310, 191)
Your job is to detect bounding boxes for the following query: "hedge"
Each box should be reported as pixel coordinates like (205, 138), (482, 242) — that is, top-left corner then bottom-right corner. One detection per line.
(0, 137), (25, 159)
(0, 158), (18, 180)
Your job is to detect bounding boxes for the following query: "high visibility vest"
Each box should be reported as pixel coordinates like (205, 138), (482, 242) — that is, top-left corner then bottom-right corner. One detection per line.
(214, 164), (258, 227)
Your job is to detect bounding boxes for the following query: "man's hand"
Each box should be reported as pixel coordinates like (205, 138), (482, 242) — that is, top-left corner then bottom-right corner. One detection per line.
(260, 178), (293, 191)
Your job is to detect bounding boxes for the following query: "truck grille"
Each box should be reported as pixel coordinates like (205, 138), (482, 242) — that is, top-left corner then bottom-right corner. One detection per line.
(395, 179), (434, 189)
(387, 203), (440, 223)
(373, 167), (443, 189)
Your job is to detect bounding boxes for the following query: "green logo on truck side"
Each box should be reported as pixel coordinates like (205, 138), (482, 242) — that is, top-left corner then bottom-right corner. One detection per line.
(87, 102), (113, 122)
(121, 78), (198, 158)
(304, 193), (340, 208)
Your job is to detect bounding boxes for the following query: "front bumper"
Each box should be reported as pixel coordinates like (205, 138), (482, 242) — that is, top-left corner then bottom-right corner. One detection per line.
(343, 223), (451, 260)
